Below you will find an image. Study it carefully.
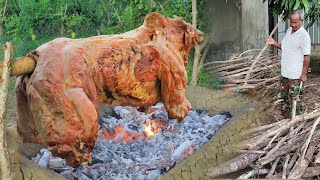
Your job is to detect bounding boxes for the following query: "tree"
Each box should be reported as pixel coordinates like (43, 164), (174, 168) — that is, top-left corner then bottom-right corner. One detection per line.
(190, 0), (209, 86)
(265, 0), (320, 27)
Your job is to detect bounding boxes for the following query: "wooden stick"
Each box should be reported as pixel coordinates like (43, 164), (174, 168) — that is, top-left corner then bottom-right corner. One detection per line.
(282, 154), (290, 178)
(243, 118), (289, 135)
(248, 111), (320, 149)
(264, 132), (280, 150)
(302, 167), (320, 178)
(301, 116), (320, 160)
(237, 168), (269, 179)
(261, 134), (288, 161)
(265, 157), (280, 178)
(206, 153), (260, 177)
(239, 48), (272, 57)
(287, 153), (299, 171)
(226, 76), (280, 84)
(243, 17), (283, 85)
(257, 132), (316, 166)
(315, 150), (320, 164)
(235, 150), (268, 154)
(223, 63), (279, 79)
(198, 42), (211, 73)
(0, 42), (14, 179)
(288, 143), (316, 179)
(203, 56), (250, 66)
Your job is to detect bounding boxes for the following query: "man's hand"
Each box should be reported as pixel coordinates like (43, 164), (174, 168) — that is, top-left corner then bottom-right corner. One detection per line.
(266, 36), (276, 45)
(301, 55), (310, 82)
(266, 36), (281, 49)
(300, 73), (307, 82)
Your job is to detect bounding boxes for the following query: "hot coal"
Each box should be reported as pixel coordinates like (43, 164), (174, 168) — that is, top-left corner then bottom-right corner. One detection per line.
(32, 103), (231, 179)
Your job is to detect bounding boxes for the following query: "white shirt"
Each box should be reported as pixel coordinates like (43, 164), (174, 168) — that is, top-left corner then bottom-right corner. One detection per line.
(281, 27), (311, 79)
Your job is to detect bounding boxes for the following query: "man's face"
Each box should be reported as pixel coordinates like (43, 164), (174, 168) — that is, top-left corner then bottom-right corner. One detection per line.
(290, 15), (302, 32)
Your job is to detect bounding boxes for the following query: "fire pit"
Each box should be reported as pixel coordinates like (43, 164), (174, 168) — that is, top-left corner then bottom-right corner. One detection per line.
(31, 102), (231, 179)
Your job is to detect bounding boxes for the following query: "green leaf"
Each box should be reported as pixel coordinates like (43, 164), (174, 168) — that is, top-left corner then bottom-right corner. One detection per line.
(293, 0), (301, 10)
(301, 0), (310, 12)
(31, 34), (36, 41)
(289, 0), (295, 9)
(138, 3), (144, 9)
(71, 31), (76, 38)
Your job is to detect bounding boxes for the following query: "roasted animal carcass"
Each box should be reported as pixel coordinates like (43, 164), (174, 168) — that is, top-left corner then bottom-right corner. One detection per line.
(16, 12), (200, 166)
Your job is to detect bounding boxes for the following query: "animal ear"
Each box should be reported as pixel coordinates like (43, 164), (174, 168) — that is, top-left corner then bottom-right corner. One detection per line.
(144, 12), (166, 30)
(184, 31), (190, 47)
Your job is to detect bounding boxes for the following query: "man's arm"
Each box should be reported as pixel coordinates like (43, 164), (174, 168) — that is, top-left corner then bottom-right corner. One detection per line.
(300, 55), (310, 82)
(266, 36), (281, 49)
(300, 33), (311, 82)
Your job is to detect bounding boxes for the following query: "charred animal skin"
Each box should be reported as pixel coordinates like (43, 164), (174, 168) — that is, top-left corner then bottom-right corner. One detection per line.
(16, 12), (199, 167)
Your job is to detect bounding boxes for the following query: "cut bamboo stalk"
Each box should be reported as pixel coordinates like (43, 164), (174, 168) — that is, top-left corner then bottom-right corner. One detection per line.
(244, 17), (283, 85)
(0, 42), (14, 180)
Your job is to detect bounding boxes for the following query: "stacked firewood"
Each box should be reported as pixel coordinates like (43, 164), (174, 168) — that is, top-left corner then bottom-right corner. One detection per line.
(203, 49), (281, 101)
(203, 48), (320, 179)
(207, 110), (320, 179)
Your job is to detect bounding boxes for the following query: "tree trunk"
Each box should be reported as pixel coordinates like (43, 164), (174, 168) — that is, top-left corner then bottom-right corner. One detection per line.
(190, 0), (209, 86)
(190, 0), (198, 86)
(0, 56), (36, 77)
(0, 42), (14, 180)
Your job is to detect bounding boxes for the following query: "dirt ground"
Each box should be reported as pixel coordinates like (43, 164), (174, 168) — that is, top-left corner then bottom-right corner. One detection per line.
(267, 73), (320, 121)
(6, 78), (17, 127)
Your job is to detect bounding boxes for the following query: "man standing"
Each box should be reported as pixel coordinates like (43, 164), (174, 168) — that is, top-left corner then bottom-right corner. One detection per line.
(267, 10), (311, 118)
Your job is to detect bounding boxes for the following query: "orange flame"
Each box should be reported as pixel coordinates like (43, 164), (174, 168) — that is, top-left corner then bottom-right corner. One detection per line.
(144, 120), (155, 138)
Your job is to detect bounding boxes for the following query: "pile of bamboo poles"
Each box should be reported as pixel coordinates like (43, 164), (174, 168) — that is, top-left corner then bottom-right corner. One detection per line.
(207, 110), (320, 179)
(203, 49), (281, 100)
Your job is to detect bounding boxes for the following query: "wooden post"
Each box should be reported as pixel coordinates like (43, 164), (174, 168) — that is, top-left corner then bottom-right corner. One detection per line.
(190, 0), (209, 86)
(0, 42), (14, 179)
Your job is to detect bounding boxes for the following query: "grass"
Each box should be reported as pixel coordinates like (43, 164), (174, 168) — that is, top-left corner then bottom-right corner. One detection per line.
(187, 56), (222, 89)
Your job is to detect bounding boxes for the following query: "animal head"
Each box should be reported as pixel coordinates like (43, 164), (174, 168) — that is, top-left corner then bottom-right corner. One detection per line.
(144, 12), (202, 68)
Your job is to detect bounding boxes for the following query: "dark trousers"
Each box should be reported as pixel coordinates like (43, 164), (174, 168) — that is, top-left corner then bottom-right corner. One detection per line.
(280, 77), (304, 118)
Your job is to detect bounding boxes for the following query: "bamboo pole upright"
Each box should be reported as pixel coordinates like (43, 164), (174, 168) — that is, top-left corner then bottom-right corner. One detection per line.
(0, 42), (14, 180)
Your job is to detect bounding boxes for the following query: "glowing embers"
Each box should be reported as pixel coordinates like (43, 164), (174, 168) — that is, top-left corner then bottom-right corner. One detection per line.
(144, 120), (156, 138)
(103, 119), (168, 142)
(103, 125), (144, 143)
(32, 103), (231, 179)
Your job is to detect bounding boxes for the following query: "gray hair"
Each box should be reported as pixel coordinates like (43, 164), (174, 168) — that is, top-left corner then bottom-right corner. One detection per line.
(291, 10), (304, 21)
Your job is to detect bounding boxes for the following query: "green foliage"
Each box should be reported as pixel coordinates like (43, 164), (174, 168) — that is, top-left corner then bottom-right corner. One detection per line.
(265, 0), (320, 27)
(197, 70), (222, 89)
(0, 0), (214, 88)
(0, 0), (208, 56)
(187, 55), (221, 89)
